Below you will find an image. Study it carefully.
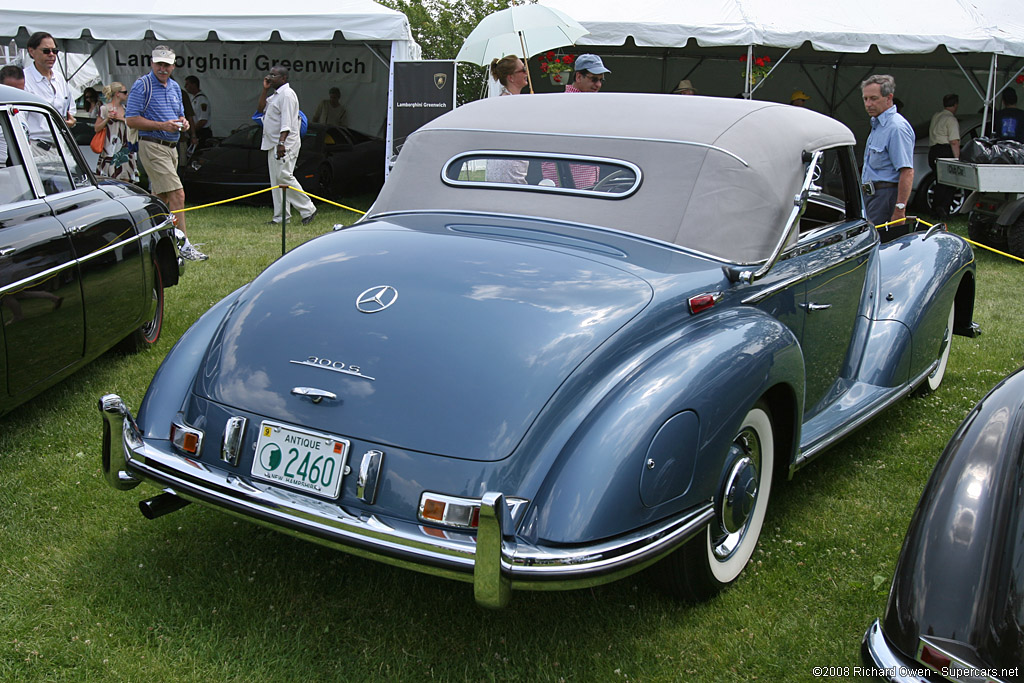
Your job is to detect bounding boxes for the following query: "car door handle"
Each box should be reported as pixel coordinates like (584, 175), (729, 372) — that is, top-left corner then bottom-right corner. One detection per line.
(67, 224), (87, 234)
(0, 247), (15, 257)
(800, 302), (832, 312)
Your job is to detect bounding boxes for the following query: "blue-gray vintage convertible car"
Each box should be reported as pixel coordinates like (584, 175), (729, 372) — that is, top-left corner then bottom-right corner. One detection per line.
(100, 94), (977, 607)
(862, 365), (1024, 682)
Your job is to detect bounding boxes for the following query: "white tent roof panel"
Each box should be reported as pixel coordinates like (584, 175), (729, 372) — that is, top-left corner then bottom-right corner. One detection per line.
(3, 0), (414, 42)
(539, 0), (1024, 56)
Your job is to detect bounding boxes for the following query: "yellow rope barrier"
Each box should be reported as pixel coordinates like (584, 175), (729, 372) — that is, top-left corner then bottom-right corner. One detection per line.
(173, 185), (367, 216)
(873, 216), (1024, 264)
(961, 237), (1024, 263)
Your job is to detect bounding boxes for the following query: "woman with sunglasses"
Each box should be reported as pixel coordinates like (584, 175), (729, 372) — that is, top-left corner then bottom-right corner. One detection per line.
(94, 82), (138, 182)
(23, 32), (76, 129)
(489, 55), (529, 97)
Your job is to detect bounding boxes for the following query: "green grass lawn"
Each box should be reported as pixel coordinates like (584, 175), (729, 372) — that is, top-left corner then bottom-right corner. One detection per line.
(0, 208), (1020, 682)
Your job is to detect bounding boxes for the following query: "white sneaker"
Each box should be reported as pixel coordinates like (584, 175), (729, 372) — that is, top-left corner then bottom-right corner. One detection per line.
(181, 243), (208, 261)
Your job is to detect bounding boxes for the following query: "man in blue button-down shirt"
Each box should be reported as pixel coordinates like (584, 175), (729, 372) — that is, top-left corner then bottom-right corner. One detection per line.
(861, 74), (915, 227)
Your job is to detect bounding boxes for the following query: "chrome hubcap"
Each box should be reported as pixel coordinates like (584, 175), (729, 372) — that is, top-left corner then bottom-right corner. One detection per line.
(713, 428), (761, 560)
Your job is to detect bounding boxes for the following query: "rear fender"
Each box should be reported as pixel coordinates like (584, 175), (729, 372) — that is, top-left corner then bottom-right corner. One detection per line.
(136, 286), (247, 439)
(529, 308), (802, 545)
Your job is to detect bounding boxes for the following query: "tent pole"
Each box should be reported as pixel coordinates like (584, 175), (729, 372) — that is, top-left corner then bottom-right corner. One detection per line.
(982, 54), (996, 136)
(827, 55), (845, 117)
(949, 53), (987, 103)
(751, 48), (791, 97)
(744, 45), (752, 99)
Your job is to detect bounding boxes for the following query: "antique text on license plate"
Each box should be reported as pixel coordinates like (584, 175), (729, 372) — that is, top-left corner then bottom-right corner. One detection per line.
(252, 421), (349, 498)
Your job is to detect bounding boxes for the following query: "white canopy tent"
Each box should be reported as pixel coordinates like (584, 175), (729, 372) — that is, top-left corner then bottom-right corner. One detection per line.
(535, 0), (1024, 134)
(2, 0), (420, 139)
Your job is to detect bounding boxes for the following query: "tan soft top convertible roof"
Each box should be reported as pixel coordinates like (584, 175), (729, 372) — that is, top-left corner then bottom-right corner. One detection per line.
(370, 93), (855, 264)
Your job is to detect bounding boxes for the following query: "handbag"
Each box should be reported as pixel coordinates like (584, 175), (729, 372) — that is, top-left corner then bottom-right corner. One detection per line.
(90, 126), (107, 154)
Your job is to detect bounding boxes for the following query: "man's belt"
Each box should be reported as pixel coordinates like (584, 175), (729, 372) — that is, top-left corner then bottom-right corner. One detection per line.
(140, 137), (177, 148)
(862, 180), (898, 195)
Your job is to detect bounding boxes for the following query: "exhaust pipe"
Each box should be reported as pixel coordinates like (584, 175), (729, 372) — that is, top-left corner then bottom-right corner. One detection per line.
(139, 491), (190, 520)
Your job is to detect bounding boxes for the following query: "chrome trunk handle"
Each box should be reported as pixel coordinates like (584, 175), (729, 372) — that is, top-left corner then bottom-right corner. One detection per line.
(290, 387), (338, 404)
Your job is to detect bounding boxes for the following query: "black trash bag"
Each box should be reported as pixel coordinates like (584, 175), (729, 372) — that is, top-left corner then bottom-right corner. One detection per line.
(960, 137), (1024, 165)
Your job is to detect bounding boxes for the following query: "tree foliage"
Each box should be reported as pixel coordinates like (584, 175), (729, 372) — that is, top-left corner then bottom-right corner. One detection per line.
(379, 0), (521, 105)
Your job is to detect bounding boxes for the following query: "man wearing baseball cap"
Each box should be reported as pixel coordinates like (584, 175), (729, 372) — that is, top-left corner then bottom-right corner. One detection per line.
(126, 45), (206, 261)
(790, 89), (811, 107)
(566, 53), (610, 93)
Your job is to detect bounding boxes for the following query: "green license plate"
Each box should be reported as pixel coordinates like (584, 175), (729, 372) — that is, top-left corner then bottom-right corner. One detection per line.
(251, 421), (349, 498)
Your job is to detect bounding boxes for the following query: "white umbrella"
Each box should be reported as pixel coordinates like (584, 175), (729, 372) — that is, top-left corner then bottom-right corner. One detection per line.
(457, 4), (588, 93)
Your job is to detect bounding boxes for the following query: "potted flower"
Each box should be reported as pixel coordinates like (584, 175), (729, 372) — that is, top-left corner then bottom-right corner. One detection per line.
(740, 53), (772, 85)
(539, 52), (575, 86)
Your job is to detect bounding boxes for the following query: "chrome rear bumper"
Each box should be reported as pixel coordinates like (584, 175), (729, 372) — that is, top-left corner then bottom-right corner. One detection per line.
(100, 393), (713, 607)
(861, 620), (930, 682)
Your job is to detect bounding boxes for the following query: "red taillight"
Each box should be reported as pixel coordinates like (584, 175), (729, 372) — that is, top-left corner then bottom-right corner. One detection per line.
(688, 292), (722, 315)
(919, 644), (951, 671)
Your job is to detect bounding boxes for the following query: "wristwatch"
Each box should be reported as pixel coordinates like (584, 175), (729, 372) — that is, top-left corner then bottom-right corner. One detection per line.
(895, 202), (906, 210)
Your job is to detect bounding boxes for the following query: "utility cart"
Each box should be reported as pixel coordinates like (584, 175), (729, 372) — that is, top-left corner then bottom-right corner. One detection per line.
(938, 158), (1024, 256)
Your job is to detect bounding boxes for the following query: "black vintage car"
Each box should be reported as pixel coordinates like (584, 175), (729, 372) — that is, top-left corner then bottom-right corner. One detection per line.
(181, 122), (384, 201)
(0, 84), (182, 416)
(863, 365), (1024, 682)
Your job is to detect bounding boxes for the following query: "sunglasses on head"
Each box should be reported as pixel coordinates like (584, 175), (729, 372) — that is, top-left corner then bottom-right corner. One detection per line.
(38, 47), (60, 55)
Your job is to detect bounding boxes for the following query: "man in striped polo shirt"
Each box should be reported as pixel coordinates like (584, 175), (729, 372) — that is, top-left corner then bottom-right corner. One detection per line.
(126, 45), (207, 261)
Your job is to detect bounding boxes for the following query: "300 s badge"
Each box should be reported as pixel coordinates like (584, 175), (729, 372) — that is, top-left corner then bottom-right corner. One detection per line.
(289, 356), (375, 381)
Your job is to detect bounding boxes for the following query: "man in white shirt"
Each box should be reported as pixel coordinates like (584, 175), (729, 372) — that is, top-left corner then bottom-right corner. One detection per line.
(257, 66), (316, 225)
(22, 32), (75, 140)
(928, 93), (961, 218)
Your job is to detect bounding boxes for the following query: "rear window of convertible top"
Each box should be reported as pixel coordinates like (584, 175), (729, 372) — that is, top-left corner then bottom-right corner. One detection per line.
(442, 152), (641, 198)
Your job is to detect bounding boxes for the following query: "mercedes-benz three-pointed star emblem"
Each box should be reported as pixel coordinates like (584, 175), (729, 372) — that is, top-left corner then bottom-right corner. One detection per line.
(356, 285), (398, 313)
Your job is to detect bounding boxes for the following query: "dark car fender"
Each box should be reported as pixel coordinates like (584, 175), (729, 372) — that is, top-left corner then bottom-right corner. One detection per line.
(135, 286), (247, 439)
(102, 180), (181, 288)
(870, 231), (975, 382)
(527, 306), (803, 545)
(882, 366), (1024, 671)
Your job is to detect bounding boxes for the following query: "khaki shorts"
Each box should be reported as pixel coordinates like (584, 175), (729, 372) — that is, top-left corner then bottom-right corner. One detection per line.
(139, 139), (182, 195)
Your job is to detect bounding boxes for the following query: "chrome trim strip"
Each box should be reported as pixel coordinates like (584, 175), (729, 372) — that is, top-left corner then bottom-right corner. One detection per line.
(917, 636), (1007, 683)
(425, 127), (750, 166)
(0, 218), (173, 297)
(793, 364), (936, 470)
(741, 240), (876, 305)
(99, 395), (713, 606)
(727, 150), (824, 284)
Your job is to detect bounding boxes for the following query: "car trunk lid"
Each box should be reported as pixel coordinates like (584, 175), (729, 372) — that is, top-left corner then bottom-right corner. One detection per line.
(194, 224), (652, 461)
